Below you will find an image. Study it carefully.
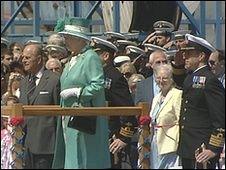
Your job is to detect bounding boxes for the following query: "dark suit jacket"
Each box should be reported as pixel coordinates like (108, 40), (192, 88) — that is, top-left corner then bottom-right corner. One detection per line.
(134, 76), (154, 109)
(19, 69), (60, 154)
(134, 68), (188, 109)
(104, 64), (137, 143)
(177, 66), (225, 159)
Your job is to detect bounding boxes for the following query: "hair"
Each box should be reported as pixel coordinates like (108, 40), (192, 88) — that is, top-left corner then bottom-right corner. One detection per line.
(153, 64), (173, 80)
(128, 73), (145, 87)
(119, 62), (137, 75)
(6, 95), (19, 105)
(9, 42), (24, 52)
(9, 60), (24, 72)
(216, 49), (225, 62)
(1, 49), (13, 60)
(149, 50), (167, 64)
(24, 43), (43, 57)
(1, 43), (8, 49)
(47, 33), (66, 47)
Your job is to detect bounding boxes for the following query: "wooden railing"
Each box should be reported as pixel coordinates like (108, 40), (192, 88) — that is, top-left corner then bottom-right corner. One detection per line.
(1, 102), (151, 169)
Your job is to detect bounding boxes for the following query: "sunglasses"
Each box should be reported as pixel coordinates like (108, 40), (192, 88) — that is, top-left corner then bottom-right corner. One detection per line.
(155, 60), (168, 65)
(208, 60), (216, 66)
(123, 72), (133, 79)
(14, 48), (21, 51)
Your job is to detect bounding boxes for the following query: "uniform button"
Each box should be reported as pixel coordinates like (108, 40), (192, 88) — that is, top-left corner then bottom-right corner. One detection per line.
(181, 125), (184, 129)
(185, 100), (188, 104)
(184, 108), (187, 112)
(183, 117), (186, 120)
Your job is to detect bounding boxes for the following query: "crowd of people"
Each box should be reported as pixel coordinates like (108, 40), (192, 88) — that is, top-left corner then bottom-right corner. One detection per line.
(1, 17), (225, 169)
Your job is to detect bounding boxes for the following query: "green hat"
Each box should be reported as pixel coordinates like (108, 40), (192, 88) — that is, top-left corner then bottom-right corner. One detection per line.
(55, 17), (91, 41)
(54, 19), (66, 33)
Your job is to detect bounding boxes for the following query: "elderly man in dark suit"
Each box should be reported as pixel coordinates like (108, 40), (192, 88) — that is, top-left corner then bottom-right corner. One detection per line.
(19, 42), (60, 169)
(134, 49), (168, 107)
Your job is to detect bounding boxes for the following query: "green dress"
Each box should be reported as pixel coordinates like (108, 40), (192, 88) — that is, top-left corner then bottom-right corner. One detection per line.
(52, 46), (111, 169)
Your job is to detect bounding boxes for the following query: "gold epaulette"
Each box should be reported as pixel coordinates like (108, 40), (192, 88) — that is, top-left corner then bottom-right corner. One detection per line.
(209, 129), (225, 148)
(119, 122), (134, 138)
(172, 67), (186, 75)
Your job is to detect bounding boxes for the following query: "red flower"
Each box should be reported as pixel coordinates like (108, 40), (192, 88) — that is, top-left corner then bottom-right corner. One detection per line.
(139, 115), (151, 125)
(9, 117), (24, 126)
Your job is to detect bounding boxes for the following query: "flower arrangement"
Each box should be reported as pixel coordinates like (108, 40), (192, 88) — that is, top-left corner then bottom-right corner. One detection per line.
(9, 117), (24, 126)
(138, 115), (151, 125)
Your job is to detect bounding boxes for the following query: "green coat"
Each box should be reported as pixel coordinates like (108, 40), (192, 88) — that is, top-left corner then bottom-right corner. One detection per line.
(52, 47), (111, 169)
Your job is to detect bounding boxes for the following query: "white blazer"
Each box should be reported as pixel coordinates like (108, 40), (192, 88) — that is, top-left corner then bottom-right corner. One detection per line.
(150, 87), (182, 155)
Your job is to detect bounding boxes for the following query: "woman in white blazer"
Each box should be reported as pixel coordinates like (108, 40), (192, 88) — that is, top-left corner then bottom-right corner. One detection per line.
(149, 64), (182, 169)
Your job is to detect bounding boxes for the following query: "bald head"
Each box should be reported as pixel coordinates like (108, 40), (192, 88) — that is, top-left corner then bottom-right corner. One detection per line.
(24, 44), (42, 56)
(147, 50), (168, 69)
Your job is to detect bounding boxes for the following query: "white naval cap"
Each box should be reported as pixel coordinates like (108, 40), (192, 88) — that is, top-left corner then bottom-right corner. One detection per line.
(153, 20), (175, 36)
(126, 45), (146, 56)
(91, 36), (118, 53)
(125, 32), (140, 40)
(113, 56), (131, 67)
(25, 40), (42, 46)
(172, 30), (191, 41)
(144, 43), (167, 52)
(1, 38), (10, 47)
(164, 49), (179, 60)
(104, 31), (126, 41)
(182, 34), (216, 55)
(116, 40), (138, 52)
(116, 40), (137, 46)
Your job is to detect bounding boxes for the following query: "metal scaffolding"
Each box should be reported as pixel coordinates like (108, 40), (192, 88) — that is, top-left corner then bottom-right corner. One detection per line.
(1, 1), (225, 49)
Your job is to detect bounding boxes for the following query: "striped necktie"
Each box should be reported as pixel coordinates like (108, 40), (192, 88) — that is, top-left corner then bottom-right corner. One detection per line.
(27, 74), (37, 100)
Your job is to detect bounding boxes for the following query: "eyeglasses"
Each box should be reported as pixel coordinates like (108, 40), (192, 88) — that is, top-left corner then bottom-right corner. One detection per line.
(208, 60), (216, 66)
(14, 48), (21, 51)
(155, 60), (168, 65)
(50, 67), (61, 73)
(123, 72), (132, 79)
(156, 77), (170, 82)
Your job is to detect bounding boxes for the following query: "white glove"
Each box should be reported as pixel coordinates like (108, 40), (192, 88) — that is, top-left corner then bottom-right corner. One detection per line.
(60, 87), (81, 100)
(109, 138), (127, 154)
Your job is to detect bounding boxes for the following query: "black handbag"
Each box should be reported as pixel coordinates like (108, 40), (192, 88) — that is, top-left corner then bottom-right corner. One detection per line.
(67, 88), (96, 135)
(67, 115), (96, 135)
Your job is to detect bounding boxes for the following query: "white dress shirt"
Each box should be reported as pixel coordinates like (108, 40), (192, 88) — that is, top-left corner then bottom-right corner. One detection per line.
(193, 65), (207, 73)
(35, 66), (45, 86)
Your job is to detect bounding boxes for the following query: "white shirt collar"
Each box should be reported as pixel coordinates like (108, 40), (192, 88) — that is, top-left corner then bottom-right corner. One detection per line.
(193, 65), (208, 73)
(35, 66), (44, 79)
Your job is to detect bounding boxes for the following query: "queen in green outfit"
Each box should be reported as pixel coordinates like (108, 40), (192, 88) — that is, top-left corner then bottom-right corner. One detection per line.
(52, 17), (111, 169)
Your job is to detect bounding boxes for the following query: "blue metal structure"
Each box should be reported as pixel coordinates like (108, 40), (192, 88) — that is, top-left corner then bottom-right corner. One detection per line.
(215, 1), (223, 48)
(113, 1), (120, 32)
(199, 1), (206, 38)
(85, 1), (102, 19)
(176, 1), (201, 35)
(33, 1), (40, 37)
(1, 1), (225, 49)
(1, 1), (27, 35)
